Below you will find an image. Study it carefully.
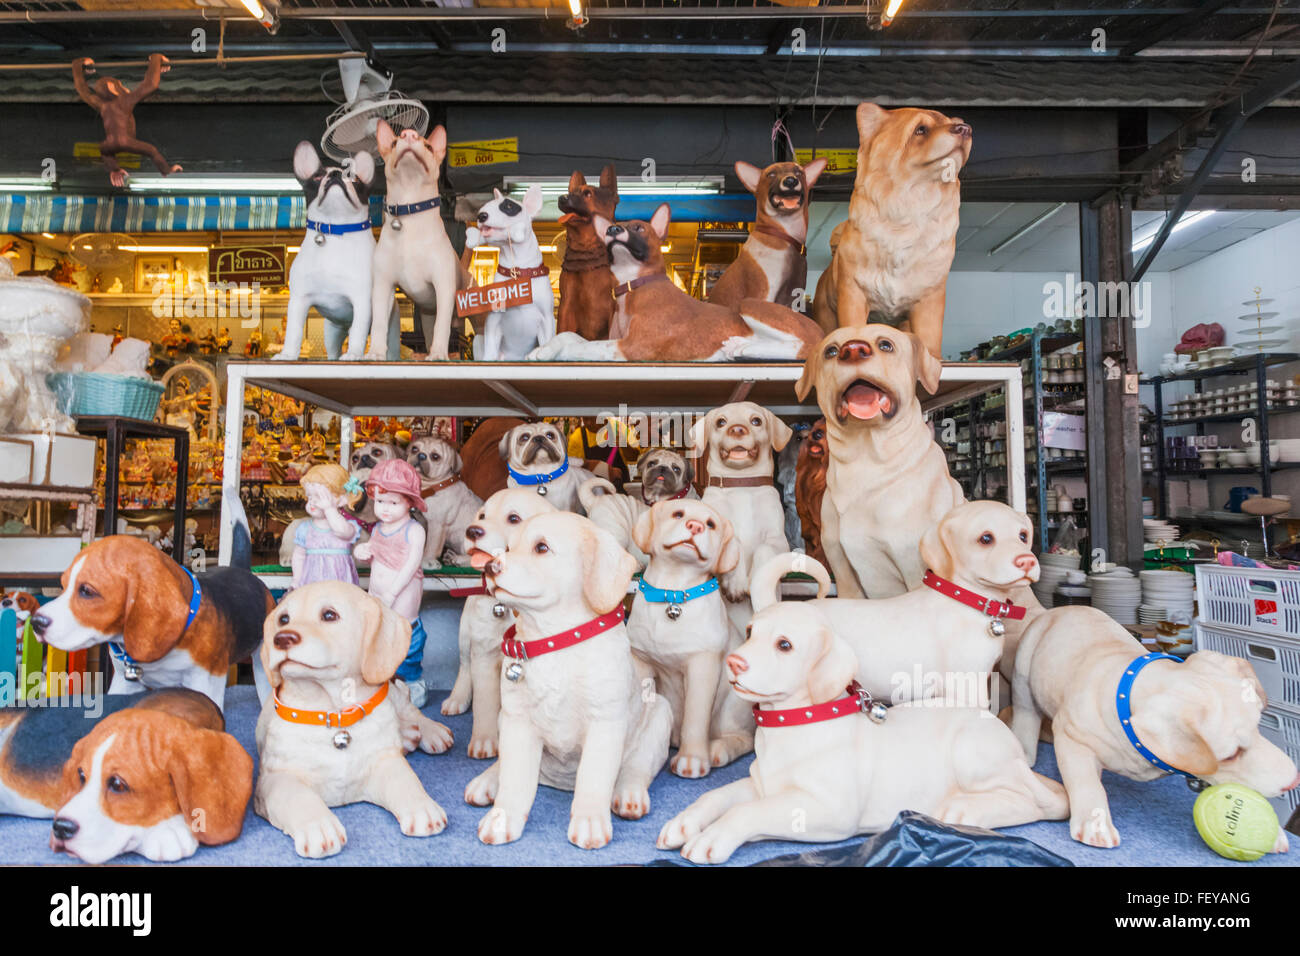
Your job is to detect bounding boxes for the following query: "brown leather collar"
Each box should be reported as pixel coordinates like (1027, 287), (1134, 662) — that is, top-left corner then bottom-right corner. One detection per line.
(421, 474), (462, 497)
(497, 263), (550, 281)
(707, 475), (774, 489)
(613, 274), (670, 298)
(752, 225), (806, 256)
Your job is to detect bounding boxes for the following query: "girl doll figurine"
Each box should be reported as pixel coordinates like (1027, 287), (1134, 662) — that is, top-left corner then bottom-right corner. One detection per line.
(292, 463), (363, 588)
(354, 459), (430, 708)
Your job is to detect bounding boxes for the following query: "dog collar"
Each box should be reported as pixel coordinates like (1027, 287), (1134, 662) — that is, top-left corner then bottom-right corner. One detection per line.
(274, 682), (389, 749)
(922, 570), (1025, 638)
(642, 485), (690, 505)
(384, 197), (441, 219)
(753, 681), (886, 727)
(753, 224), (807, 256)
(613, 274), (669, 299)
(637, 576), (718, 620)
(497, 263), (550, 281)
(501, 606), (625, 681)
(706, 475), (773, 489)
(421, 474), (462, 497)
(1116, 653), (1201, 783)
(306, 218), (373, 236)
(109, 565), (201, 682)
(509, 457), (569, 494)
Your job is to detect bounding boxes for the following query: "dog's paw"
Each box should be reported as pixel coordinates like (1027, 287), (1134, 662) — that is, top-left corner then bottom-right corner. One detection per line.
(440, 694), (469, 716)
(708, 738), (742, 768)
(341, 350), (368, 361)
(465, 226), (482, 248)
(289, 810), (348, 859)
(568, 809), (613, 850)
(418, 717), (454, 754)
(681, 825), (741, 865)
(656, 812), (699, 851)
(720, 580), (750, 603)
(399, 721), (422, 754)
(670, 751), (711, 779)
(422, 558), (444, 572)
(425, 350), (453, 362)
(464, 766), (498, 806)
(270, 350), (296, 362)
(612, 785), (651, 820)
(477, 806), (525, 845)
(1071, 811), (1121, 849)
(396, 796), (447, 838)
(138, 818), (200, 862)
(467, 734), (498, 759)
(1273, 829), (1290, 854)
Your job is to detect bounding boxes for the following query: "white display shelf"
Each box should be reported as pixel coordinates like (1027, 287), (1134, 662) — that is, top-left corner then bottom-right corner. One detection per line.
(218, 360), (1025, 567)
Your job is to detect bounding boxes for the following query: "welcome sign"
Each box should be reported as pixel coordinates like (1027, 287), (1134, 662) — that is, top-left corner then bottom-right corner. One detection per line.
(456, 276), (533, 317)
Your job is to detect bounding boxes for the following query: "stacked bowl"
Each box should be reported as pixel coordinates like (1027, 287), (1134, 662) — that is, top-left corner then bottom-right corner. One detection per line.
(1088, 567), (1142, 626)
(1139, 569), (1195, 623)
(1035, 550), (1080, 605)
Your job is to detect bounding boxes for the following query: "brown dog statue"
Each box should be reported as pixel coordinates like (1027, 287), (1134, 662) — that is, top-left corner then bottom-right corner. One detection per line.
(557, 166), (620, 340)
(794, 417), (829, 565)
(812, 103), (972, 359)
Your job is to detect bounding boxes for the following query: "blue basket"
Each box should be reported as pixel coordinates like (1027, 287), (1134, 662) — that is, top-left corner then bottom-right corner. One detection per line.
(46, 372), (164, 421)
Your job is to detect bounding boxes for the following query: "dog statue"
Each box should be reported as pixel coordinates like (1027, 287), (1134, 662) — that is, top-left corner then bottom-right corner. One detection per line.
(370, 121), (472, 361)
(499, 421), (596, 514)
(794, 418), (829, 564)
(407, 434), (482, 568)
(279, 142), (398, 361)
(710, 157), (826, 312)
(812, 103), (972, 359)
(557, 165), (619, 340)
(465, 186), (554, 360)
(530, 204), (822, 362)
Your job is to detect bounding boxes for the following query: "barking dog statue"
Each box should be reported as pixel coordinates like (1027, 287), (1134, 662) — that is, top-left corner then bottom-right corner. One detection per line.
(557, 166), (619, 340)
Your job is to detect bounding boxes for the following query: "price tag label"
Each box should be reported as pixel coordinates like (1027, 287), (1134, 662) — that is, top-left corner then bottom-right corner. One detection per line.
(448, 137), (519, 168)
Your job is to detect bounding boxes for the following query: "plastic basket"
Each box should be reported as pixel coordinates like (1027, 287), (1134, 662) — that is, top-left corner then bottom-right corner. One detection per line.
(1257, 707), (1300, 820)
(46, 372), (164, 421)
(1194, 563), (1300, 638)
(1194, 620), (1300, 716)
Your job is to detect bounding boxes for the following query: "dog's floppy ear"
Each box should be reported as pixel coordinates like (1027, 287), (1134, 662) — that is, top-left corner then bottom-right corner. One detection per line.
(426, 125), (448, 159)
(856, 102), (888, 147)
(807, 629), (859, 704)
(631, 508), (656, 555)
(350, 150), (375, 187)
(649, 203), (672, 241)
(681, 454), (695, 485)
(523, 183), (543, 219)
(375, 119), (396, 156)
(765, 409), (794, 452)
(360, 593), (412, 686)
(714, 514), (741, 576)
(1187, 650), (1268, 708)
(688, 415), (708, 465)
(734, 161), (761, 195)
(167, 721), (254, 846)
(581, 523), (638, 614)
(498, 429), (515, 462)
(803, 156), (828, 189)
(918, 517), (957, 581)
(260, 625), (282, 691)
(121, 552), (192, 664)
(795, 344), (823, 403)
(910, 332), (943, 395)
(1130, 693), (1220, 778)
(600, 164), (618, 193)
(293, 141), (321, 182)
(444, 443), (463, 475)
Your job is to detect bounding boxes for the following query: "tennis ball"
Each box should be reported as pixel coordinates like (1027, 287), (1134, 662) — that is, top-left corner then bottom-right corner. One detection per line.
(1193, 783), (1280, 862)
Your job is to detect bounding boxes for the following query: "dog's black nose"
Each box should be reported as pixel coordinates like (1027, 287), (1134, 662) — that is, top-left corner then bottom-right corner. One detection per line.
(51, 818), (78, 840)
(30, 613), (49, 636)
(466, 525), (484, 541)
(531, 434), (546, 443)
(950, 123), (972, 138)
(781, 175), (799, 190)
(477, 211), (489, 223)
(606, 225), (622, 237)
(359, 455), (375, 468)
(727, 424), (749, 439)
(273, 630), (301, 649)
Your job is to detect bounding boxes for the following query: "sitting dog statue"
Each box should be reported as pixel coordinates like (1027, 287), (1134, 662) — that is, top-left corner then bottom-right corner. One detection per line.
(499, 421), (596, 514)
(1012, 605), (1300, 850)
(794, 418), (829, 564)
(812, 103), (973, 359)
(557, 165), (619, 340)
(279, 141), (398, 361)
(255, 582), (452, 859)
(529, 204), (823, 362)
(465, 185), (554, 360)
(577, 447), (696, 567)
(370, 120), (472, 361)
(465, 512), (672, 849)
(407, 434), (482, 569)
(657, 600), (1068, 864)
(709, 157), (826, 311)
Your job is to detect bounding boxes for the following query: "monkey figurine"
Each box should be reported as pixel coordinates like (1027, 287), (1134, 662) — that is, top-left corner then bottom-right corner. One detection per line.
(72, 54), (183, 187)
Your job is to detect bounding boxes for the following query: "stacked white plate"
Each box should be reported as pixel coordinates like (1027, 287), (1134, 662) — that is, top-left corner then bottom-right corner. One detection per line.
(1138, 605), (1167, 625)
(1089, 568), (1142, 626)
(1035, 550), (1080, 604)
(1142, 518), (1179, 543)
(1140, 569), (1195, 621)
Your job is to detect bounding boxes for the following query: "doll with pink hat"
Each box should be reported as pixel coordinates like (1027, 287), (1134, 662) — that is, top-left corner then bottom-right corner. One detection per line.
(354, 458), (431, 708)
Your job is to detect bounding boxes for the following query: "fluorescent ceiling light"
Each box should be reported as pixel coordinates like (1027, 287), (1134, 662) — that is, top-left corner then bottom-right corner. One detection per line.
(474, 243), (671, 254)
(120, 245), (210, 254)
(1131, 210), (1215, 253)
(127, 175), (301, 193)
(0, 178), (53, 192)
(502, 176), (724, 197)
(882, 0), (906, 26)
(41, 232), (54, 239)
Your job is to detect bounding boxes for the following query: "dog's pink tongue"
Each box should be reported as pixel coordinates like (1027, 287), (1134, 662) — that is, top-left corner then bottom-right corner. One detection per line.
(469, 549), (492, 571)
(844, 383), (889, 419)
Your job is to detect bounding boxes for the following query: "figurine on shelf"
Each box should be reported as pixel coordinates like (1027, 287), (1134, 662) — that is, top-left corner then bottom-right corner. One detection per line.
(290, 463), (363, 589)
(244, 329), (262, 358)
(197, 330), (217, 354)
(353, 459), (430, 709)
(216, 326), (232, 353)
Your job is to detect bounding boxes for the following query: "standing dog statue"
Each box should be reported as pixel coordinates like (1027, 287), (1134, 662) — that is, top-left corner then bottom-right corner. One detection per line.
(529, 204), (823, 362)
(465, 186), (554, 360)
(710, 157), (826, 312)
(796, 325), (961, 598)
(407, 434), (482, 569)
(370, 121), (472, 361)
(812, 103), (972, 359)
(557, 165), (619, 340)
(279, 142), (398, 361)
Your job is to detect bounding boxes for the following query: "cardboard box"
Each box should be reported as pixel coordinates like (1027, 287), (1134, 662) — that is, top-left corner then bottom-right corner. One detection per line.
(0, 535), (83, 574)
(10, 432), (97, 488)
(0, 437), (34, 484)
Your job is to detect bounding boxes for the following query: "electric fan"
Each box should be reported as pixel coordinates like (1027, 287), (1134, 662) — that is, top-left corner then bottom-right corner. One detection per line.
(321, 58), (430, 163)
(67, 233), (135, 270)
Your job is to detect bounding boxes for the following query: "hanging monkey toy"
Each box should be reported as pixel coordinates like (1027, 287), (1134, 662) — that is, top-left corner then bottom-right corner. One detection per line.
(72, 54), (183, 187)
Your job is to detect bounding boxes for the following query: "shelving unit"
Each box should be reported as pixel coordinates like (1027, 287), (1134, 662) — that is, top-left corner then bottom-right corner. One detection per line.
(217, 360), (1028, 585)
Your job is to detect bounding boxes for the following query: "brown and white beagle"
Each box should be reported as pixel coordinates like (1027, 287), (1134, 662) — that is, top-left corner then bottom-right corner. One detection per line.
(50, 697), (253, 863)
(31, 535), (275, 710)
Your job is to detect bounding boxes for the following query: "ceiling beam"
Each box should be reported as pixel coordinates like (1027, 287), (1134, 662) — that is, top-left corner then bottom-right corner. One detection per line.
(1120, 0), (1238, 57)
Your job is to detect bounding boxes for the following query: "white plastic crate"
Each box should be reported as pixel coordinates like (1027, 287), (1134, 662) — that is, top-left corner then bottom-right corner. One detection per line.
(1194, 620), (1300, 716)
(1257, 707), (1300, 821)
(1195, 563), (1300, 638)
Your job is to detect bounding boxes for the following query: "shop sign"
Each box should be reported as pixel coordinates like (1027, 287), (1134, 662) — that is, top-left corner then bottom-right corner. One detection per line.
(794, 148), (857, 175)
(448, 137), (519, 168)
(208, 244), (287, 286)
(456, 276), (533, 317)
(1041, 412), (1086, 451)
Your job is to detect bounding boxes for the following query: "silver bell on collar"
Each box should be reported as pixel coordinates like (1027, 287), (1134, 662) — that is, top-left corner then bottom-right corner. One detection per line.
(988, 617), (1006, 638)
(867, 702), (888, 724)
(332, 729), (351, 749)
(492, 602), (507, 619)
(537, 484), (548, 497)
(313, 231), (327, 246)
(391, 217), (403, 231)
(123, 662), (142, 682)
(505, 661), (524, 683)
(665, 602), (683, 621)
